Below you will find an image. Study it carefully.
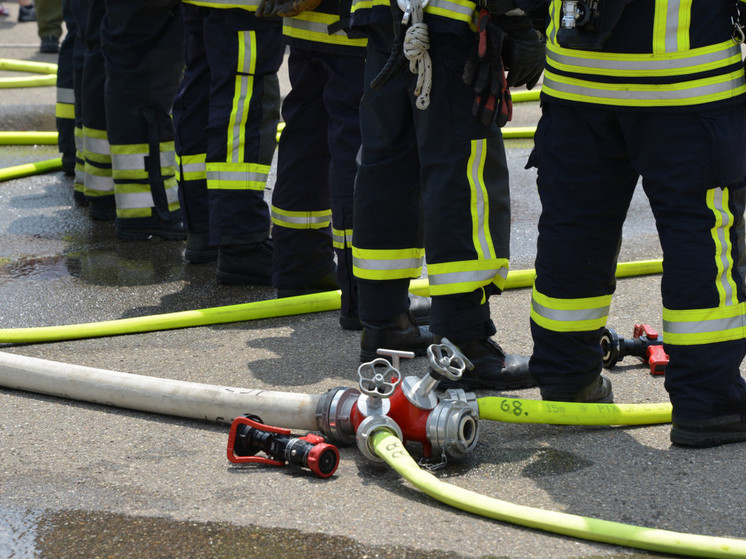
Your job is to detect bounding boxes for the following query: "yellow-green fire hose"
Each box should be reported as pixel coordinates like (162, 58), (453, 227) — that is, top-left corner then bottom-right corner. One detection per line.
(0, 260), (662, 344)
(0, 58), (57, 88)
(478, 397), (672, 425)
(370, 430), (746, 558)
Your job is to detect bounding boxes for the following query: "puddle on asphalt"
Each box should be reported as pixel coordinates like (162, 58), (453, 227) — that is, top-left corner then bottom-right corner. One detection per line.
(0, 506), (461, 559)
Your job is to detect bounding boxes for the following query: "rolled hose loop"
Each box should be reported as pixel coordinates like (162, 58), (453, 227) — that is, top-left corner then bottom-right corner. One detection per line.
(370, 430), (746, 558)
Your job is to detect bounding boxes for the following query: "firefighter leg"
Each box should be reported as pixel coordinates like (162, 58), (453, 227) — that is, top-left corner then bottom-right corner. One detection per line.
(101, 0), (185, 240)
(624, 107), (746, 445)
(271, 47), (337, 295)
(173, 4), (216, 263)
(529, 103), (638, 401)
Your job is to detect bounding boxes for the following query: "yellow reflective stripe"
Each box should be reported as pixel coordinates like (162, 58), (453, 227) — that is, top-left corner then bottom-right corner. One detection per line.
(83, 170), (114, 193)
(427, 258), (509, 295)
(652, 0), (668, 54)
(270, 205), (332, 229)
(676, 0), (692, 52)
(663, 303), (746, 345)
(177, 153), (206, 181)
(467, 138), (496, 260)
(531, 286), (612, 332)
(352, 246), (424, 280)
(206, 161), (269, 190)
(350, 0), (388, 12)
(707, 187), (739, 307)
(182, 0), (259, 10)
(542, 68), (746, 107)
(545, 40), (739, 78)
(56, 102), (74, 119)
(283, 14), (367, 47)
(333, 227), (352, 249)
(425, 0), (476, 25)
(229, 31), (256, 163)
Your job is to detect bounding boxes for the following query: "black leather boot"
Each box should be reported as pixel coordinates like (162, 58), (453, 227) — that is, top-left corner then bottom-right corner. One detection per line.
(540, 375), (614, 403)
(216, 238), (273, 285)
(184, 232), (218, 264)
(343, 293), (432, 331)
(360, 311), (434, 362)
(436, 338), (536, 391)
(671, 412), (746, 448)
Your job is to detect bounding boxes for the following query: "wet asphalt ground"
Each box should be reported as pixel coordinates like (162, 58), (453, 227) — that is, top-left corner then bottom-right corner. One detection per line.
(1, 6), (746, 559)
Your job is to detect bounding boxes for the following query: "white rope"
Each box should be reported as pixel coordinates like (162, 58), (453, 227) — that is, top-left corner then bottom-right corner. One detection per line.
(402, 0), (432, 110)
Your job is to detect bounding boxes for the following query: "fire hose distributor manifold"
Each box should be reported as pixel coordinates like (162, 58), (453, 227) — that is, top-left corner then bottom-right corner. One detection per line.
(316, 339), (481, 465)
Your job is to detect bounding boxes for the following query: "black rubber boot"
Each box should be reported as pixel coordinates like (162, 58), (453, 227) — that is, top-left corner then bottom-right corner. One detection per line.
(216, 239), (273, 285)
(360, 311), (434, 362)
(670, 413), (746, 448)
(276, 271), (340, 298)
(342, 293), (432, 332)
(436, 338), (536, 391)
(540, 375), (614, 403)
(184, 232), (218, 264)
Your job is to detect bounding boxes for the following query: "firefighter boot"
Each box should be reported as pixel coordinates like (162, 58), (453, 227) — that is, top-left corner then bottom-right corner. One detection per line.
(184, 232), (218, 264)
(670, 412), (746, 448)
(342, 293), (432, 331)
(436, 338), (535, 391)
(540, 375), (614, 404)
(216, 238), (273, 285)
(360, 311), (434, 362)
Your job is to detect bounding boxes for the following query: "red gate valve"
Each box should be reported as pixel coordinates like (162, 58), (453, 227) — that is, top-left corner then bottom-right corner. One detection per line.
(226, 415), (340, 478)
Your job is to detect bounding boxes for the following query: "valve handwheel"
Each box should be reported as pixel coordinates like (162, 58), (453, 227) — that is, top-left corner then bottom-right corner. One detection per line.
(357, 358), (402, 398)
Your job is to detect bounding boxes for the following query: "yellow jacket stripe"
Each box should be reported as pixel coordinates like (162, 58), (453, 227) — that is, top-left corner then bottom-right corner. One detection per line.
(544, 0), (746, 108)
(283, 12), (366, 48)
(428, 258), (510, 295)
(176, 153), (207, 182)
(182, 0), (260, 11)
(531, 286), (612, 332)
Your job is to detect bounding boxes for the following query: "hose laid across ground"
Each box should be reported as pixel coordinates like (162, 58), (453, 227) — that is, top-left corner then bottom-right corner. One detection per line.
(0, 58), (57, 88)
(370, 430), (746, 558)
(478, 397), (672, 425)
(0, 260), (663, 344)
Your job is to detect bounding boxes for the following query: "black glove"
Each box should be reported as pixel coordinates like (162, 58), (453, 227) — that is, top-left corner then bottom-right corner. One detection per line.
(256, 0), (321, 17)
(463, 9), (512, 127)
(495, 14), (546, 90)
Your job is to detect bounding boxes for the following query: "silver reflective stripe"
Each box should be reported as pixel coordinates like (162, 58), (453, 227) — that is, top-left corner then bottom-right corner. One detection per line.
(426, 0), (474, 20)
(469, 139), (491, 259)
(85, 136), (110, 156)
(57, 87), (74, 104)
(284, 18), (346, 38)
(206, 169), (268, 183)
(543, 73), (745, 102)
(531, 298), (610, 323)
(711, 188), (737, 305)
(663, 314), (744, 335)
(181, 160), (205, 175)
(84, 173), (115, 192)
(429, 268), (503, 286)
(271, 210), (330, 227)
(111, 151), (176, 172)
(353, 255), (424, 272)
(231, 75), (251, 163)
(547, 44), (737, 73)
(115, 186), (179, 210)
(663, 0), (680, 52)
